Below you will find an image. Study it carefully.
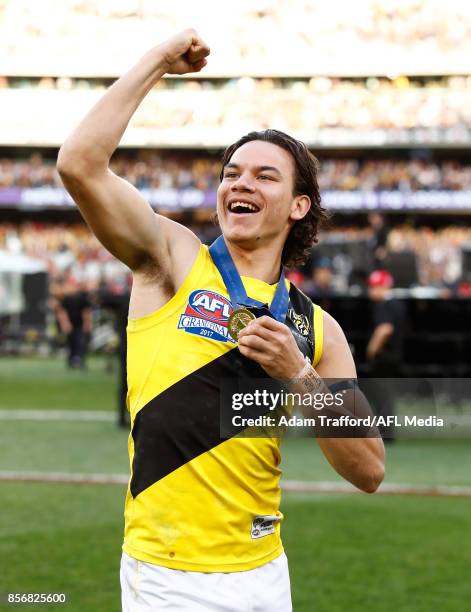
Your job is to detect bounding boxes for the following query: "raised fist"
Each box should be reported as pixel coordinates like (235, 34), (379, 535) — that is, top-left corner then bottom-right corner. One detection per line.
(159, 29), (210, 75)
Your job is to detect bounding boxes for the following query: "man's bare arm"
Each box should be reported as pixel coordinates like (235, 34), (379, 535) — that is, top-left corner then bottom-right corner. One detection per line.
(312, 312), (385, 493)
(56, 29), (210, 273)
(238, 312), (385, 493)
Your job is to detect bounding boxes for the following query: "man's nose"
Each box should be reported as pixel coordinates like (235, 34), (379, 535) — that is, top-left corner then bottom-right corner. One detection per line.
(231, 173), (255, 192)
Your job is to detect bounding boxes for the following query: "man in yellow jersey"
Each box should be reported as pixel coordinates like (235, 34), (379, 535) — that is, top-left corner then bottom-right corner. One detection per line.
(57, 29), (385, 612)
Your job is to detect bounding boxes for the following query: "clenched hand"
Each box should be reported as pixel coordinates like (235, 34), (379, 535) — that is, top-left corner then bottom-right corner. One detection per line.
(237, 316), (305, 380)
(158, 29), (210, 75)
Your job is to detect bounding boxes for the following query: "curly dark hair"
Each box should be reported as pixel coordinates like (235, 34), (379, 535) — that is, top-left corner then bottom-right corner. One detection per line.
(219, 129), (330, 268)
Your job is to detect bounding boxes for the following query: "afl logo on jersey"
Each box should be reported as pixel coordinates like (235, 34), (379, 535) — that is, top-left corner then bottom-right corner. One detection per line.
(178, 290), (235, 343)
(189, 290), (232, 322)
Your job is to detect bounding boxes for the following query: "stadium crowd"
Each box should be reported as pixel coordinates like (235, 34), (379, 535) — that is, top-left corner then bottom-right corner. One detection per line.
(0, 222), (129, 293)
(2, 75), (471, 135)
(1, 0), (471, 75)
(1, 221), (469, 295)
(2, 153), (471, 192)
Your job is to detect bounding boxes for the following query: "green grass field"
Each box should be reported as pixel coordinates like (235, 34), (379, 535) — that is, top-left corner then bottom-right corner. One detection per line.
(1, 356), (470, 611)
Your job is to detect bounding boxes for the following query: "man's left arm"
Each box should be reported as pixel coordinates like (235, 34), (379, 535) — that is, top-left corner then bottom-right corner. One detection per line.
(313, 312), (385, 493)
(238, 312), (385, 493)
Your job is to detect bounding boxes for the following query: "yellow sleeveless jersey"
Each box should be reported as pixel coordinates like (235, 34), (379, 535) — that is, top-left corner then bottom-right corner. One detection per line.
(123, 243), (324, 572)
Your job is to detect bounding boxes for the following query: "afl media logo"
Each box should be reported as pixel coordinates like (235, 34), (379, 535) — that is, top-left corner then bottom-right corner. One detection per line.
(178, 289), (235, 343)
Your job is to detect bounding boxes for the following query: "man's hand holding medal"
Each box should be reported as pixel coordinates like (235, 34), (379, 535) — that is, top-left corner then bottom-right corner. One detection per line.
(237, 315), (305, 380)
(209, 235), (312, 381)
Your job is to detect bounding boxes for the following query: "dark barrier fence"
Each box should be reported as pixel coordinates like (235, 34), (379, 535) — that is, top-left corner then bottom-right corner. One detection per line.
(310, 296), (471, 378)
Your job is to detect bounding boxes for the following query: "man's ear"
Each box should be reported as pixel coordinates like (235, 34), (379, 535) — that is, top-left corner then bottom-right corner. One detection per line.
(289, 195), (311, 221)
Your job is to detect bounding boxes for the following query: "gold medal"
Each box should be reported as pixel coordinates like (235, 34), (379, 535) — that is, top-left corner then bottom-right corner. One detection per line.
(227, 307), (256, 341)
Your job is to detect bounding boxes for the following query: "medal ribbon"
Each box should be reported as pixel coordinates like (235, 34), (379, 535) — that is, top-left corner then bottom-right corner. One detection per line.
(209, 235), (289, 323)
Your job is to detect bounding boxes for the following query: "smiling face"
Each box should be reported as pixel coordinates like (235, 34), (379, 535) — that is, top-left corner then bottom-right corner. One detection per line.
(217, 140), (310, 251)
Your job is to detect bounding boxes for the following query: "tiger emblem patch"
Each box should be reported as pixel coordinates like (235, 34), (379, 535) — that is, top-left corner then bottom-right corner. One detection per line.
(288, 309), (310, 337)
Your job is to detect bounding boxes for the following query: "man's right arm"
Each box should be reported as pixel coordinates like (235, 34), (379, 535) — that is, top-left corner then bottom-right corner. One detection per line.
(56, 30), (210, 276)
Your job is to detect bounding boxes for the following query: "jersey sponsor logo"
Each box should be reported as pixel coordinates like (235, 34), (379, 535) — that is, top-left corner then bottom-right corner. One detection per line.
(251, 515), (281, 539)
(178, 289), (235, 343)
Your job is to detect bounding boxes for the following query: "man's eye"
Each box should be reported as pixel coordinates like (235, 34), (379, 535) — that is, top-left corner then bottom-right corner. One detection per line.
(224, 173), (238, 178)
(258, 175), (273, 180)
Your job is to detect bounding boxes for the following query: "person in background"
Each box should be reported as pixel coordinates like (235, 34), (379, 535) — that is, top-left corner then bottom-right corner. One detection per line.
(309, 257), (336, 299)
(368, 212), (389, 267)
(55, 276), (92, 369)
(99, 279), (131, 428)
(302, 257), (339, 315)
(365, 270), (406, 442)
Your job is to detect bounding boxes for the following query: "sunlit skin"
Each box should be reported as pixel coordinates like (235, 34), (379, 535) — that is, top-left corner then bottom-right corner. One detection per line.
(214, 140), (312, 377)
(216, 140), (310, 281)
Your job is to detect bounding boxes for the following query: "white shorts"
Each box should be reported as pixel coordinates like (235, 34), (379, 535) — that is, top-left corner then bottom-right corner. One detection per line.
(120, 551), (292, 612)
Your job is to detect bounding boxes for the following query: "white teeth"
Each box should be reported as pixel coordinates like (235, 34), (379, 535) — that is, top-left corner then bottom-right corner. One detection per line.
(229, 201), (259, 212)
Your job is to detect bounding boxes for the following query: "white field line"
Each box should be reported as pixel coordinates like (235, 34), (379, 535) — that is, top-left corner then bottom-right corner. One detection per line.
(1, 471), (471, 497)
(282, 480), (471, 497)
(0, 409), (114, 422)
(0, 471), (129, 485)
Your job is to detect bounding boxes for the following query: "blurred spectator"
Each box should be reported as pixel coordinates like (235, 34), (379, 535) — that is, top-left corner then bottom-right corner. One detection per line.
(305, 258), (338, 299)
(368, 213), (389, 266)
(365, 270), (406, 442)
(99, 284), (131, 428)
(388, 225), (464, 289)
(366, 271), (403, 366)
(53, 277), (92, 369)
